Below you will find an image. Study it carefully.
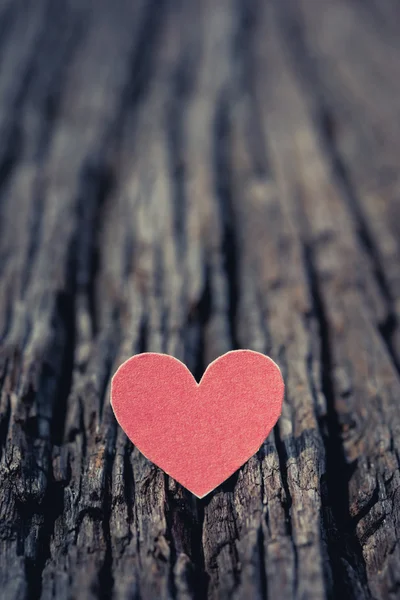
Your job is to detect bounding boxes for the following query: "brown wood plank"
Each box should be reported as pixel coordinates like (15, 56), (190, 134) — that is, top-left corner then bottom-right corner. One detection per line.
(258, 2), (400, 597)
(1, 1), (400, 598)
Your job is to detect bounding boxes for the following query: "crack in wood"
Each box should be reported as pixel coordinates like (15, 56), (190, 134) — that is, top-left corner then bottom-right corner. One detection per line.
(303, 242), (372, 599)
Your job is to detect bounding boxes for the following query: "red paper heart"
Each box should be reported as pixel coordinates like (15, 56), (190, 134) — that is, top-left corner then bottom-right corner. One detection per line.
(111, 350), (284, 498)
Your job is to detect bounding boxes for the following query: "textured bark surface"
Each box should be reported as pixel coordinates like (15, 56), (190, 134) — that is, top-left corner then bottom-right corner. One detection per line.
(1, 0), (400, 598)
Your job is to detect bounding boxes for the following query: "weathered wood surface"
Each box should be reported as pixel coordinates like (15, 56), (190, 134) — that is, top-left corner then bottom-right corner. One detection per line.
(1, 0), (400, 598)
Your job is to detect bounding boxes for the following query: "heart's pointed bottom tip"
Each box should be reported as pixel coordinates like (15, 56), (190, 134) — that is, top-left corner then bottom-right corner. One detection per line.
(185, 482), (228, 498)
(191, 489), (214, 499)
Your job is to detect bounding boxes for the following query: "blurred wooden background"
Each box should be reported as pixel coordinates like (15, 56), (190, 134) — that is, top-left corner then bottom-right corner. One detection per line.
(1, 0), (400, 598)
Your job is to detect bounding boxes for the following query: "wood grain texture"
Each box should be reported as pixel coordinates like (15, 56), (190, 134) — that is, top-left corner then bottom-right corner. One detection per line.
(1, 0), (400, 598)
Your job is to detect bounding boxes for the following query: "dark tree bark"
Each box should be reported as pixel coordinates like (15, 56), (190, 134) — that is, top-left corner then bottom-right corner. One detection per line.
(1, 0), (400, 598)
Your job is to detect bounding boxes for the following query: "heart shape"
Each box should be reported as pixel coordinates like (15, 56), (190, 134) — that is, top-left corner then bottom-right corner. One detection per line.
(110, 350), (284, 498)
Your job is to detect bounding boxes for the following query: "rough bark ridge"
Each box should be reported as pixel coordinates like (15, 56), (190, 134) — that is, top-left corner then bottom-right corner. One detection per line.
(1, 0), (400, 598)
